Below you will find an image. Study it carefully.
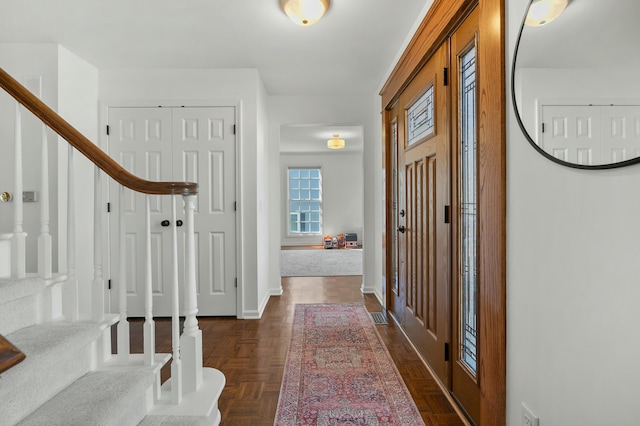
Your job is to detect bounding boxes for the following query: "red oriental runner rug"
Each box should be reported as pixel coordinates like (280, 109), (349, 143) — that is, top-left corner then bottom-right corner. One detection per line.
(274, 303), (425, 425)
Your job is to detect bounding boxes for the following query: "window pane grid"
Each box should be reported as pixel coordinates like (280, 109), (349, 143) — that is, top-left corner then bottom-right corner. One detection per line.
(288, 168), (322, 234)
(460, 46), (478, 373)
(407, 85), (435, 145)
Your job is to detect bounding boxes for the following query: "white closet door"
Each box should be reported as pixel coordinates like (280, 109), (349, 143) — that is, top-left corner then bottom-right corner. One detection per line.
(108, 107), (174, 316)
(172, 107), (237, 316)
(108, 106), (237, 317)
(600, 105), (640, 164)
(541, 105), (601, 165)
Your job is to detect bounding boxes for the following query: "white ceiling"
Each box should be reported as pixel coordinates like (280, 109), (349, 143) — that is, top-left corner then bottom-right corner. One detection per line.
(0, 0), (428, 96)
(0, 0), (429, 154)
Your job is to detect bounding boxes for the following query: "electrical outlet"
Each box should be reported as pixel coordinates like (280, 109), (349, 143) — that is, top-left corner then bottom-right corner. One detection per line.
(522, 403), (539, 426)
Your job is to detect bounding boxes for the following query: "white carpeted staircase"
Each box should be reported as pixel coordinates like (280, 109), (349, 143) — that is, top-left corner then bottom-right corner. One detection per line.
(0, 276), (221, 425)
(0, 66), (224, 426)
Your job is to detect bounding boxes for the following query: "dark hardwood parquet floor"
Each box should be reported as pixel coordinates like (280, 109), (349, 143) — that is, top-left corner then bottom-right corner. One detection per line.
(125, 276), (466, 426)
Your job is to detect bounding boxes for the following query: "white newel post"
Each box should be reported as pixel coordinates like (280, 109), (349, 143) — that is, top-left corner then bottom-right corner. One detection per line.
(144, 194), (156, 365)
(181, 194), (203, 394)
(65, 145), (79, 321)
(92, 167), (105, 322)
(12, 102), (26, 278)
(38, 123), (52, 278)
(117, 185), (130, 363)
(170, 195), (183, 404)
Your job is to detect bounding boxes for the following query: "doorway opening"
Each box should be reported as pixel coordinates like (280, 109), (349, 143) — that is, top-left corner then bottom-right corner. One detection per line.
(278, 124), (365, 279)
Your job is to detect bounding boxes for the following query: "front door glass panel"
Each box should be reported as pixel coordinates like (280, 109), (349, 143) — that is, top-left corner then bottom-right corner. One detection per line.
(460, 45), (478, 374)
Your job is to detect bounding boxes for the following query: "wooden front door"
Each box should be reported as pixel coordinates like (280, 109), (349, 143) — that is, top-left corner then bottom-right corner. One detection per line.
(392, 42), (451, 386)
(383, 0), (506, 423)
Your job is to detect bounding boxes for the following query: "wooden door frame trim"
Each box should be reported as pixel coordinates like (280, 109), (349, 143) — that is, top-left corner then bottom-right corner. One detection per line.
(380, 0), (506, 424)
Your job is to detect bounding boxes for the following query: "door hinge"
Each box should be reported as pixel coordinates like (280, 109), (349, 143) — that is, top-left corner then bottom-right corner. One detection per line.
(232, 124), (236, 135)
(106, 125), (110, 135)
(443, 67), (449, 86)
(235, 278), (238, 288)
(444, 342), (450, 362)
(234, 201), (237, 211)
(107, 202), (111, 213)
(542, 123), (545, 133)
(108, 279), (112, 290)
(444, 205), (451, 224)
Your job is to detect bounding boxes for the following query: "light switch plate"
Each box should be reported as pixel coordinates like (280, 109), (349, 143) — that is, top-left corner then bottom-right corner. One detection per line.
(23, 191), (38, 202)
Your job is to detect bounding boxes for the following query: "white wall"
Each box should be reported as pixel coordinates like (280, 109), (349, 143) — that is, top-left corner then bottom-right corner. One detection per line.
(57, 46), (99, 317)
(255, 74), (273, 315)
(516, 67), (640, 140)
(280, 152), (363, 246)
(508, 1), (640, 425)
(99, 68), (265, 318)
(268, 95), (383, 301)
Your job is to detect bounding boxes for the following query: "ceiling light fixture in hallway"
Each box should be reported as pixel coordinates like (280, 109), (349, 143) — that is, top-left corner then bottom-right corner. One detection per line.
(327, 133), (345, 149)
(279, 0), (330, 26)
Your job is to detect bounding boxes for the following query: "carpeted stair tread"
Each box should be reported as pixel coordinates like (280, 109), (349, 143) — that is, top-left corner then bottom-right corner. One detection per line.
(0, 276), (44, 304)
(5, 322), (102, 371)
(1, 322), (105, 425)
(0, 277), (46, 335)
(18, 369), (156, 426)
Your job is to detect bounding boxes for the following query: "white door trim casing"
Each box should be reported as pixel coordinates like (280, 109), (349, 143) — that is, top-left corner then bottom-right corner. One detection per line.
(98, 99), (243, 318)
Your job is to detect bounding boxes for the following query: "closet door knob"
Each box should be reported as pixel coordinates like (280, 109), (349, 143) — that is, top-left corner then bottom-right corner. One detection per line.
(161, 220), (170, 227)
(176, 220), (183, 227)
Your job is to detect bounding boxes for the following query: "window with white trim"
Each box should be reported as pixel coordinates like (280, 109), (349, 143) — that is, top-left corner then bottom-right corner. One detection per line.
(288, 168), (322, 234)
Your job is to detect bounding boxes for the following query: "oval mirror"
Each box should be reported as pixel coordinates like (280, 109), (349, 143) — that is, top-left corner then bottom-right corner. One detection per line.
(512, 0), (640, 169)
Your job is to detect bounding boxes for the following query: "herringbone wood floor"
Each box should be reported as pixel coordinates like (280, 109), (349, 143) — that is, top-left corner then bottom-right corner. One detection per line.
(126, 276), (466, 425)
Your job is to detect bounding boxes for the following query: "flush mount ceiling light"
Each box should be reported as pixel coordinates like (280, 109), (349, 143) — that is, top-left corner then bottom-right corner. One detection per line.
(279, 0), (330, 26)
(327, 133), (345, 150)
(525, 0), (568, 26)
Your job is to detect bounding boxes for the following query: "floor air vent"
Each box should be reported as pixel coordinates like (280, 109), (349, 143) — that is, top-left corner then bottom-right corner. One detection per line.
(370, 312), (387, 324)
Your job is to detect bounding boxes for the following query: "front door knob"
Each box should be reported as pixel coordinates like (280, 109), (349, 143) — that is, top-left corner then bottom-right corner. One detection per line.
(397, 225), (406, 233)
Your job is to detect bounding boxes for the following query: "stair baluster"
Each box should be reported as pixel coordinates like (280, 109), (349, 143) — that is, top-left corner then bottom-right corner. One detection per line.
(170, 194), (183, 404)
(117, 185), (130, 363)
(12, 102), (26, 279)
(65, 145), (79, 321)
(144, 194), (156, 366)
(92, 166), (105, 322)
(181, 193), (203, 393)
(38, 123), (52, 279)
(143, 194), (160, 402)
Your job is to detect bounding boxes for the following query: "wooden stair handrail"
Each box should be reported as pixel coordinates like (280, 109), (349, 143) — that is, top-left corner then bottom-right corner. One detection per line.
(0, 68), (197, 195)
